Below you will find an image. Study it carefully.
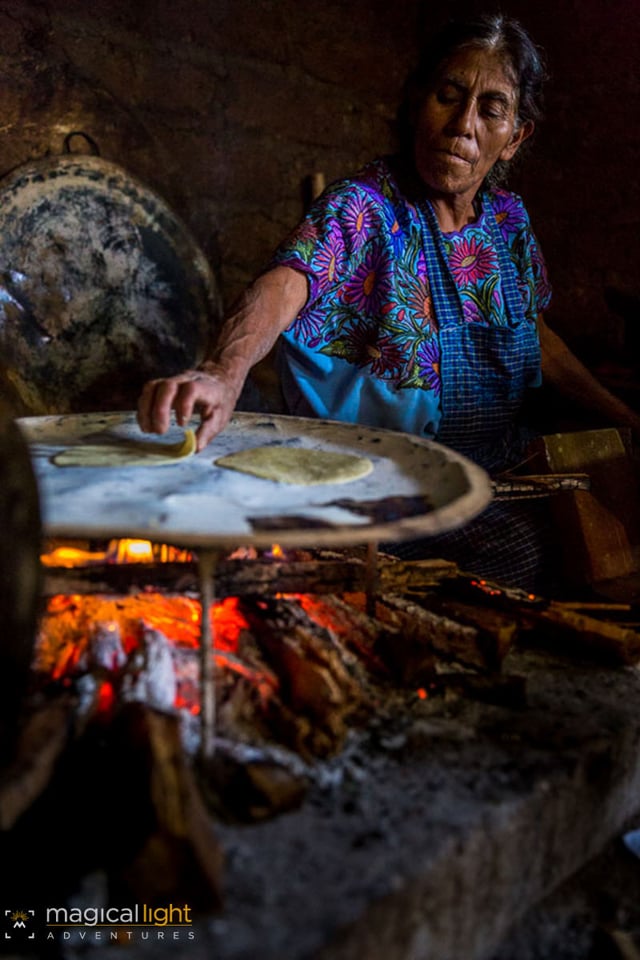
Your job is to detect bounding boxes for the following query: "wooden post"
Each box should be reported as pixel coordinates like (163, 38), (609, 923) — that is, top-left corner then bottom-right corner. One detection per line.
(198, 549), (219, 764)
(365, 541), (379, 617)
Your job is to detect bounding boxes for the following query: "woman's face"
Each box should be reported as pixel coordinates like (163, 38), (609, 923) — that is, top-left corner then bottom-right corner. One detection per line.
(413, 46), (533, 204)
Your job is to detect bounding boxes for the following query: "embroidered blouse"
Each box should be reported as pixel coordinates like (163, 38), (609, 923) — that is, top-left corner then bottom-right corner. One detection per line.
(270, 156), (552, 442)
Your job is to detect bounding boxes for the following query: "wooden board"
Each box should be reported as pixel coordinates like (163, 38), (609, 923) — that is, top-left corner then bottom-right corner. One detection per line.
(531, 429), (640, 587)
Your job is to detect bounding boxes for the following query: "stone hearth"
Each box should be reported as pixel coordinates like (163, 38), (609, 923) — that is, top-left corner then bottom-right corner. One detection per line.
(27, 642), (640, 960)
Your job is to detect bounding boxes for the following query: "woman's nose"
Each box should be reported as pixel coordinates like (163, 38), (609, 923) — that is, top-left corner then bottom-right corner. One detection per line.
(445, 100), (476, 136)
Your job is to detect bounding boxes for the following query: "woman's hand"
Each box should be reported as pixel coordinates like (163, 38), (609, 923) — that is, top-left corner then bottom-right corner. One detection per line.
(137, 266), (308, 450)
(137, 363), (241, 451)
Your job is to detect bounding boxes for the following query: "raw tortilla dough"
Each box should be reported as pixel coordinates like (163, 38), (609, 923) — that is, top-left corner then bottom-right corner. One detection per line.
(214, 445), (373, 485)
(52, 429), (197, 467)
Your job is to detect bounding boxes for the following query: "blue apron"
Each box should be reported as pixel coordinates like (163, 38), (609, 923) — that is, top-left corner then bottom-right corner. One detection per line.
(418, 195), (541, 473)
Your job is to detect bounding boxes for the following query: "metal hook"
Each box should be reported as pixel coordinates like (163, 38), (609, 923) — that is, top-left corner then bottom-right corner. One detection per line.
(63, 131), (101, 157)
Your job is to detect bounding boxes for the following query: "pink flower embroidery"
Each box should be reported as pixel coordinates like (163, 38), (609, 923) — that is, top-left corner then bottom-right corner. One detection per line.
(448, 236), (498, 288)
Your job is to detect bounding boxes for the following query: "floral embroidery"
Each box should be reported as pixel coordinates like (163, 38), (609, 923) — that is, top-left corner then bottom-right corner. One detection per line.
(270, 159), (551, 400)
(343, 192), (377, 252)
(416, 338), (441, 394)
(341, 245), (393, 314)
(328, 317), (406, 378)
(314, 226), (347, 288)
(447, 235), (499, 287)
(491, 191), (528, 232)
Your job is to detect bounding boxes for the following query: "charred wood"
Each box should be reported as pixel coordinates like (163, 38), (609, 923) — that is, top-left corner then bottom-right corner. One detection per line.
(374, 593), (485, 676)
(108, 703), (223, 910)
(521, 603), (640, 665)
(0, 693), (75, 831)
(241, 597), (365, 759)
(42, 556), (458, 599)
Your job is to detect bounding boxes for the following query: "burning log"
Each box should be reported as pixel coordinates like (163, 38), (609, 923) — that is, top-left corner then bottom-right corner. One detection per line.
(241, 597), (366, 759)
(41, 555), (458, 599)
(441, 575), (640, 665)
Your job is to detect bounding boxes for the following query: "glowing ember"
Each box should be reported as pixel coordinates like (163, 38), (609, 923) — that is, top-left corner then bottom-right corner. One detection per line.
(35, 593), (253, 714)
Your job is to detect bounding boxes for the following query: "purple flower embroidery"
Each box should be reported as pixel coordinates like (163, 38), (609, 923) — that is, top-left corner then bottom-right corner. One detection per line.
(292, 303), (328, 347)
(492, 191), (528, 234)
(341, 319), (406, 378)
(462, 298), (484, 324)
(314, 226), (347, 289)
(448, 236), (499, 288)
(416, 338), (441, 394)
(341, 247), (392, 314)
(343, 193), (376, 251)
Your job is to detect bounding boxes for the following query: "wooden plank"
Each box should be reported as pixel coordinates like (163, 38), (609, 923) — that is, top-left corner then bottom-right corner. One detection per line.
(530, 429), (640, 585)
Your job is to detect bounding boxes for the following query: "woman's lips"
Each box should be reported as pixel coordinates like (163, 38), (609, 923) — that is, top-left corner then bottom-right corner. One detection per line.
(439, 149), (473, 164)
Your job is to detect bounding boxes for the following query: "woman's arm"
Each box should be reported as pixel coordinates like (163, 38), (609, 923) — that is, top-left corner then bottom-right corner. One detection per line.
(538, 314), (640, 437)
(137, 265), (308, 450)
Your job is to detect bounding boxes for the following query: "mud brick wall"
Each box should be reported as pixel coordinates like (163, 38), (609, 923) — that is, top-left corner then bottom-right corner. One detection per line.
(0, 0), (636, 357)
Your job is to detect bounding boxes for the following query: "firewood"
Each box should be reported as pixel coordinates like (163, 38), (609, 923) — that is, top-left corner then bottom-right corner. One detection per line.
(378, 557), (460, 594)
(420, 595), (519, 670)
(109, 703), (223, 910)
(441, 572), (640, 665)
(297, 592), (394, 680)
(241, 597), (364, 758)
(42, 558), (365, 598)
(359, 593), (439, 684)
(0, 693), (76, 830)
(205, 752), (308, 822)
(521, 603), (640, 665)
(375, 593), (487, 674)
(42, 556), (459, 599)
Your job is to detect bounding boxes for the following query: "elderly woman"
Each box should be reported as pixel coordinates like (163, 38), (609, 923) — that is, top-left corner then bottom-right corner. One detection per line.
(138, 13), (640, 590)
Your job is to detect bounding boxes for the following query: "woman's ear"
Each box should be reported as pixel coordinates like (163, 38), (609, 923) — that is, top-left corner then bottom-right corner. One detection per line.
(501, 118), (535, 161)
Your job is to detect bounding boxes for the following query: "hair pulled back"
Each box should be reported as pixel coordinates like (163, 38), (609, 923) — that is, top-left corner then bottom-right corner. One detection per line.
(397, 13), (548, 185)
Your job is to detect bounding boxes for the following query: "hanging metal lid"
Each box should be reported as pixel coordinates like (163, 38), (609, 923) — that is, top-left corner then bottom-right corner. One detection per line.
(0, 133), (221, 415)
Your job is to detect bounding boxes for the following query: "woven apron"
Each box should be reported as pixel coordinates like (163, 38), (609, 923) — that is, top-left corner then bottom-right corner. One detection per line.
(418, 196), (541, 473)
(389, 198), (552, 591)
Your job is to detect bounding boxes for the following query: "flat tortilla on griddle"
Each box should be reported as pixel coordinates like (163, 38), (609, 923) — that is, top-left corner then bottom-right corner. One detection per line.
(214, 445), (373, 485)
(52, 429), (197, 467)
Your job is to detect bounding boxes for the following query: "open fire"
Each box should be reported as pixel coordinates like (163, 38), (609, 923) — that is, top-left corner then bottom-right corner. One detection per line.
(6, 533), (640, 935)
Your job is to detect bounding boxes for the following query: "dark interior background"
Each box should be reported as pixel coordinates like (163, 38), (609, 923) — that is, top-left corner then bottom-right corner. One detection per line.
(0, 0), (637, 370)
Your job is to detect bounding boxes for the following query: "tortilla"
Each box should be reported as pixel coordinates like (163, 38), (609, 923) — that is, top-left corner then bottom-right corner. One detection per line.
(214, 445), (373, 485)
(52, 429), (197, 467)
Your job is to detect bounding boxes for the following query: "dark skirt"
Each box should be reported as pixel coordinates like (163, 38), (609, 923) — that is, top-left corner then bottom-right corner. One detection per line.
(384, 497), (558, 595)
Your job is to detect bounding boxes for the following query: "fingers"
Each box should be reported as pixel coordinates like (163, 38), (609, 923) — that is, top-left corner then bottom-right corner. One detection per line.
(137, 370), (236, 450)
(194, 402), (234, 451)
(137, 378), (180, 434)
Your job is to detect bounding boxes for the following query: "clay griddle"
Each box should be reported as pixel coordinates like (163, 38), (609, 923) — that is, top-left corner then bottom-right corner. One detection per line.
(19, 411), (492, 548)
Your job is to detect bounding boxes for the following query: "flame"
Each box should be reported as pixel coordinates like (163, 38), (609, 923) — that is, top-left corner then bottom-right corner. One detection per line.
(109, 539), (155, 563)
(41, 546), (107, 568)
(40, 538), (193, 567)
